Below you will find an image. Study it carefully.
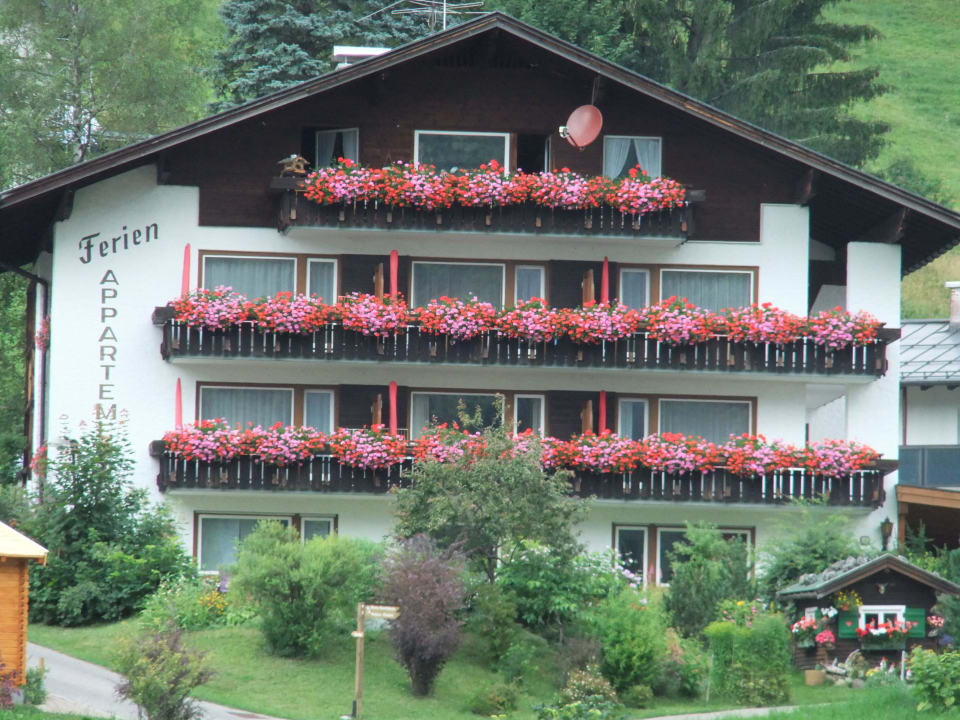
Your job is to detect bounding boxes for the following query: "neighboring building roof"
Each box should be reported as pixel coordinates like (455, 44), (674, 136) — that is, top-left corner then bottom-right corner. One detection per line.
(0, 521), (48, 562)
(901, 320), (960, 385)
(778, 552), (959, 600)
(3, 12), (960, 270)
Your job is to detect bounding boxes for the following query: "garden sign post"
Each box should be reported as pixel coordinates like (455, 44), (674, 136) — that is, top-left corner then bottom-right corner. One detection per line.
(348, 603), (399, 719)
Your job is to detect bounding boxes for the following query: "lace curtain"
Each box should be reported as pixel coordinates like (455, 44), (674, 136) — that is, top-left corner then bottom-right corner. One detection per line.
(200, 387), (293, 428)
(204, 257), (296, 299)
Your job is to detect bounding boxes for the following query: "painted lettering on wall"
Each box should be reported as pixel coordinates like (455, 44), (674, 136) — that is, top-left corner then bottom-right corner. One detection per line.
(96, 269), (118, 420)
(79, 222), (158, 264)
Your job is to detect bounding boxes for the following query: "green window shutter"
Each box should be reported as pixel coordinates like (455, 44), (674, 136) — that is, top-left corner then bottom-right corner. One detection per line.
(905, 608), (926, 638)
(838, 608), (858, 639)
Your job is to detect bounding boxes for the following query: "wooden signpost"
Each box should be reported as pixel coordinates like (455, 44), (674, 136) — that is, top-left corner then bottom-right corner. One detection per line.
(346, 603), (399, 719)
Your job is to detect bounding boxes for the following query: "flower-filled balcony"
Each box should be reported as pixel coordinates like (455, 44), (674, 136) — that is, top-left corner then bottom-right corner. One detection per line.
(153, 292), (897, 378)
(152, 424), (889, 508)
(272, 160), (695, 238)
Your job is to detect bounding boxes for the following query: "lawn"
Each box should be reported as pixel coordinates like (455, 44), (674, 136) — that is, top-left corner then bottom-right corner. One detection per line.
(29, 621), (859, 720)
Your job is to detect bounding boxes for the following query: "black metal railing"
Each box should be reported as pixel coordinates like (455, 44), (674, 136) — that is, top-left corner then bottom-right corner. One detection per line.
(156, 318), (892, 377)
(154, 450), (885, 507)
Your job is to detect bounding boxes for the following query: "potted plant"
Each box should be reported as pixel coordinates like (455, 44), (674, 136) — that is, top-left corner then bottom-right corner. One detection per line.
(856, 619), (916, 650)
(834, 590), (862, 612)
(791, 617), (820, 648)
(816, 629), (836, 651)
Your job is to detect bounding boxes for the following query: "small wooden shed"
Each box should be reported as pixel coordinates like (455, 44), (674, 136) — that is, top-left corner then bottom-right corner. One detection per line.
(779, 553), (959, 669)
(0, 521), (47, 685)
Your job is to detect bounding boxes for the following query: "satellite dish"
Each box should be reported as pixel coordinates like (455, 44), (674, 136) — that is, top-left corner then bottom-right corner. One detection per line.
(559, 105), (603, 150)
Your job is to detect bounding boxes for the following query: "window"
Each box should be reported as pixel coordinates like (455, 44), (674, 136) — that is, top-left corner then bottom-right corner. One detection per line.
(203, 256), (296, 299)
(411, 261), (505, 308)
(603, 136), (661, 179)
(301, 517), (334, 542)
(200, 386), (293, 428)
(615, 526), (647, 578)
(660, 270), (752, 312)
(304, 390), (334, 433)
(618, 399), (648, 440)
(619, 269), (649, 309)
(316, 128), (358, 167)
(804, 607), (818, 621)
(515, 395), (545, 434)
(858, 605), (905, 630)
(659, 399), (751, 445)
(307, 259), (337, 302)
(198, 515), (290, 572)
(898, 446), (960, 487)
(414, 131), (510, 172)
(657, 527), (750, 585)
(410, 391), (499, 438)
(515, 266), (545, 303)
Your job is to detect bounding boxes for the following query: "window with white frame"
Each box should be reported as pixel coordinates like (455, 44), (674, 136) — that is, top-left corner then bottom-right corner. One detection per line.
(198, 515), (290, 572)
(859, 605), (905, 630)
(659, 399), (751, 445)
(615, 525), (647, 579)
(515, 266), (545, 303)
(618, 399), (648, 440)
(515, 394), (545, 434)
(804, 607), (819, 621)
(603, 136), (662, 179)
(660, 269), (752, 311)
(200, 386), (294, 429)
(304, 390), (334, 434)
(316, 128), (358, 167)
(657, 527), (750, 585)
(203, 256), (296, 299)
(410, 391), (499, 438)
(307, 258), (337, 302)
(301, 517), (335, 542)
(414, 131), (510, 172)
(411, 261), (505, 308)
(619, 269), (649, 309)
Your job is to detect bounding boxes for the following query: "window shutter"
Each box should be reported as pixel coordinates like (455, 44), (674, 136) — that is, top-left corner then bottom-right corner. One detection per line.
(371, 393), (383, 426)
(582, 269), (595, 305)
(837, 608), (858, 639)
(904, 608), (926, 638)
(373, 263), (384, 299)
(581, 399), (594, 434)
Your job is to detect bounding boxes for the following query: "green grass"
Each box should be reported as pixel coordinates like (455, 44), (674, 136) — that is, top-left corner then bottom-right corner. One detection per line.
(3, 709), (91, 720)
(29, 621), (859, 720)
(824, 1), (960, 318)
(762, 683), (946, 720)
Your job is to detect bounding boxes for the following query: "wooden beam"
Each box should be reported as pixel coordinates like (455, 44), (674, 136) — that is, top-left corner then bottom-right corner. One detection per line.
(54, 189), (74, 221)
(794, 168), (819, 205)
(897, 485), (960, 510)
(855, 207), (909, 244)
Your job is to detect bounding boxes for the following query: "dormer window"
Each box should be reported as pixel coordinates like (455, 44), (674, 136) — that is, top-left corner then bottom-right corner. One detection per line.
(603, 136), (661, 178)
(316, 128), (358, 167)
(414, 130), (510, 171)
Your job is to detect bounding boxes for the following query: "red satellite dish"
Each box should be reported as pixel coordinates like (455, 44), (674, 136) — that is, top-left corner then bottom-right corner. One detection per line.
(560, 105), (603, 150)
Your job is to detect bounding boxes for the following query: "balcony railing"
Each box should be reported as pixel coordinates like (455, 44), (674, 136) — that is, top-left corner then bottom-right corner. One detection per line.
(155, 315), (893, 377)
(152, 449), (886, 508)
(273, 180), (693, 238)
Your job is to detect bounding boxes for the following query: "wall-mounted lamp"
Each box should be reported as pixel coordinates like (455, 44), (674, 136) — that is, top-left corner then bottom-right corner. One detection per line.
(880, 517), (894, 551)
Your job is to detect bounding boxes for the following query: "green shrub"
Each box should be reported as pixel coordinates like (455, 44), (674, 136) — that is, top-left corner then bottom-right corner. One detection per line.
(559, 666), (619, 705)
(585, 587), (668, 692)
(655, 629), (707, 698)
(703, 613), (790, 706)
(0, 483), (29, 525)
(468, 582), (520, 666)
(232, 522), (381, 657)
(909, 647), (960, 712)
(556, 634), (602, 684)
(665, 524), (753, 637)
(467, 680), (519, 715)
(115, 624), (214, 720)
(533, 696), (623, 720)
(23, 663), (48, 705)
(620, 684), (653, 708)
(142, 577), (229, 631)
(498, 632), (547, 686)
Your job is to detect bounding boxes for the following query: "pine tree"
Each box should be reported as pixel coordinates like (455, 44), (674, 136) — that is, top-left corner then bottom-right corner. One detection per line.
(212, 0), (433, 107)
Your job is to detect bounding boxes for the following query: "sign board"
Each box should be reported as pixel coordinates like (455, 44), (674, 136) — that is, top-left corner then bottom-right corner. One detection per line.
(347, 603), (401, 718)
(364, 604), (399, 620)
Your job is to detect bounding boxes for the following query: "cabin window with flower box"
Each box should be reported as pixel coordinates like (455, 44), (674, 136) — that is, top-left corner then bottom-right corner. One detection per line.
(660, 269), (753, 311)
(410, 391), (499, 438)
(603, 136), (661, 178)
(315, 128), (358, 167)
(659, 399), (751, 445)
(411, 261), (505, 308)
(514, 394), (545, 434)
(198, 384), (335, 431)
(618, 399), (649, 440)
(414, 130), (511, 171)
(200, 253), (338, 302)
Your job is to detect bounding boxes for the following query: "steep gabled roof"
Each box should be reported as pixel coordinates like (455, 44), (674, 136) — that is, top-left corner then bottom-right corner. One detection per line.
(778, 553), (960, 600)
(3, 12), (960, 271)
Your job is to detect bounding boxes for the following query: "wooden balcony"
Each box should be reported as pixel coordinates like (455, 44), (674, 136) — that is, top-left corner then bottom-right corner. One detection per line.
(273, 179), (692, 238)
(155, 314), (895, 378)
(153, 449), (885, 508)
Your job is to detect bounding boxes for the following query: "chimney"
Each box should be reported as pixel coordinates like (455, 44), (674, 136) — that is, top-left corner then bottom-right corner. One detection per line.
(332, 46), (390, 69)
(947, 282), (960, 328)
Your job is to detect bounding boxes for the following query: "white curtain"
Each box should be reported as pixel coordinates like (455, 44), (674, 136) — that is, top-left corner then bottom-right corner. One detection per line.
(308, 260), (336, 301)
(659, 400), (750, 445)
(200, 518), (288, 572)
(201, 388), (293, 428)
(619, 270), (648, 308)
(204, 257), (296, 299)
(603, 137), (632, 178)
(515, 267), (544, 303)
(412, 263), (503, 307)
(515, 396), (543, 433)
(316, 130), (338, 167)
(618, 400), (647, 440)
(304, 391), (333, 433)
(660, 271), (751, 311)
(341, 129), (359, 162)
(632, 138), (661, 178)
